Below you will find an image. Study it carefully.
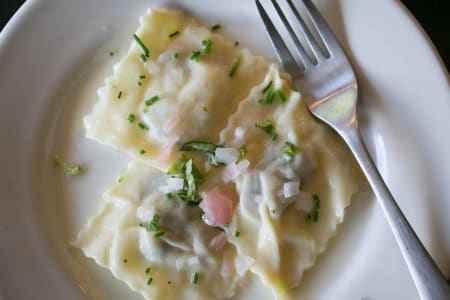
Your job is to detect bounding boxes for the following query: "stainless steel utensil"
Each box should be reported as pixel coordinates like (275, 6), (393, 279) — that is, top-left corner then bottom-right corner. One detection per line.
(255, 0), (450, 298)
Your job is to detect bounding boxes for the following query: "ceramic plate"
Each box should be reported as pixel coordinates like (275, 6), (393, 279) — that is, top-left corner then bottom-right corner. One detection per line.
(0, 0), (448, 299)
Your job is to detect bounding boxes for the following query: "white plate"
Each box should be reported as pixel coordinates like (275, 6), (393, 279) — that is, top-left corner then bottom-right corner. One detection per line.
(0, 0), (449, 299)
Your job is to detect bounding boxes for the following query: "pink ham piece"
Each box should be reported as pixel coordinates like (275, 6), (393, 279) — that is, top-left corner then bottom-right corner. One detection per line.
(199, 187), (238, 227)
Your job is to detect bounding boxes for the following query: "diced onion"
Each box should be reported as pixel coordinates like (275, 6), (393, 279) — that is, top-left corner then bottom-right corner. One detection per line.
(166, 177), (184, 190)
(295, 191), (314, 212)
(283, 181), (300, 198)
(215, 147), (240, 165)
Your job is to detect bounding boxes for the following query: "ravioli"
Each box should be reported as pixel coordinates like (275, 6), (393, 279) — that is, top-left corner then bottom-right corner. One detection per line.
(75, 160), (242, 300)
(218, 66), (363, 299)
(76, 8), (363, 300)
(84, 9), (269, 171)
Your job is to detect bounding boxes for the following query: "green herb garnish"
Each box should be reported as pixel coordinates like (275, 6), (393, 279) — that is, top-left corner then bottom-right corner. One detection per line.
(238, 145), (248, 161)
(211, 24), (221, 31)
(140, 53), (148, 62)
(262, 80), (272, 93)
(154, 231), (165, 238)
(201, 39), (212, 54)
(140, 149), (146, 155)
(133, 34), (150, 58)
(128, 114), (136, 123)
(202, 106), (208, 112)
(54, 156), (83, 177)
(138, 122), (149, 130)
(145, 95), (160, 106)
(117, 91), (123, 99)
(190, 50), (201, 61)
(139, 75), (146, 79)
(255, 120), (278, 141)
(148, 214), (160, 231)
(169, 31), (180, 38)
(258, 89), (275, 105)
(173, 52), (179, 59)
(147, 277), (153, 285)
(306, 194), (320, 223)
(234, 41), (239, 47)
(179, 141), (222, 166)
(167, 157), (204, 205)
(275, 89), (287, 103)
(191, 272), (199, 284)
(166, 192), (173, 199)
(229, 57), (241, 77)
(123, 259), (128, 263)
(281, 141), (300, 158)
(234, 231), (241, 238)
(145, 267), (151, 274)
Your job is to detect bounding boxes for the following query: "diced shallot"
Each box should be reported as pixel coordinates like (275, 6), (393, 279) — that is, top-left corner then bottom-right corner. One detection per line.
(215, 147), (240, 165)
(222, 159), (250, 183)
(199, 187), (238, 227)
(283, 181), (300, 198)
(209, 232), (227, 252)
(295, 191), (314, 212)
(159, 136), (179, 163)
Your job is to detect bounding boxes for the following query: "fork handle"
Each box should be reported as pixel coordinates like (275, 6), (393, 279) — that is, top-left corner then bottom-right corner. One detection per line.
(341, 125), (450, 300)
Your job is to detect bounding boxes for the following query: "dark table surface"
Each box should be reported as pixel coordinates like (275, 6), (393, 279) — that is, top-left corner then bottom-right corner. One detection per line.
(1, 0), (449, 73)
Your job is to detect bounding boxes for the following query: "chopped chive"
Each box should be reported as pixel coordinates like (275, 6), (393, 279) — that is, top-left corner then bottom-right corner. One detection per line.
(140, 149), (146, 155)
(145, 267), (151, 274)
(117, 176), (124, 183)
(145, 95), (160, 106)
(173, 52), (179, 59)
(143, 108), (148, 113)
(234, 231), (241, 238)
(147, 277), (153, 285)
(190, 50), (201, 61)
(202, 106), (208, 112)
(234, 41), (239, 47)
(109, 51), (114, 56)
(169, 31), (180, 38)
(117, 91), (123, 99)
(224, 222), (230, 228)
(255, 120), (278, 141)
(201, 39), (212, 54)
(281, 141), (300, 158)
(306, 194), (321, 223)
(133, 34), (150, 57)
(262, 80), (273, 93)
(128, 114), (136, 123)
(139, 75), (146, 79)
(138, 122), (149, 130)
(166, 192), (173, 199)
(123, 259), (128, 263)
(191, 272), (199, 284)
(137, 81), (142, 86)
(275, 89), (287, 103)
(54, 156), (82, 176)
(154, 231), (165, 238)
(271, 209), (276, 214)
(258, 89), (275, 105)
(229, 57), (241, 77)
(211, 24), (221, 31)
(140, 53), (148, 62)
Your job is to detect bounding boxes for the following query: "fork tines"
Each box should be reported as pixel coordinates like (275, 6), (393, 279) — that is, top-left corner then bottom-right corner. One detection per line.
(255, 0), (339, 72)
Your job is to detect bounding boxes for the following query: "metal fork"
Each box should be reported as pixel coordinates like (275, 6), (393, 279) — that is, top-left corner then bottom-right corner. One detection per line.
(255, 0), (450, 299)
